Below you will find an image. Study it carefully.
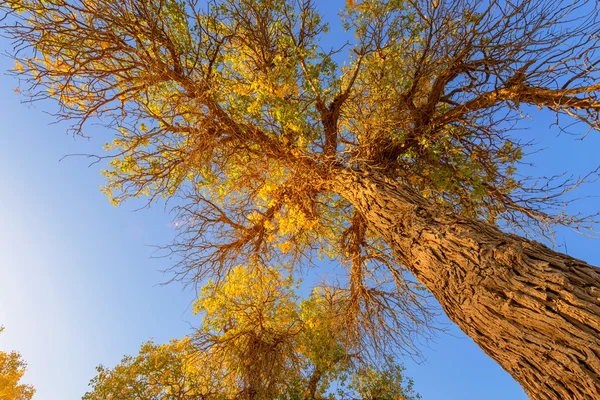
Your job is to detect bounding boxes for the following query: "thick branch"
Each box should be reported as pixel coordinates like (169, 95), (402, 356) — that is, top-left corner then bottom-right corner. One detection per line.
(438, 83), (600, 126)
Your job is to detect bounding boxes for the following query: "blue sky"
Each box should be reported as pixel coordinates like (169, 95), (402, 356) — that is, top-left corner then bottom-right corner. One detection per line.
(1, 2), (599, 399)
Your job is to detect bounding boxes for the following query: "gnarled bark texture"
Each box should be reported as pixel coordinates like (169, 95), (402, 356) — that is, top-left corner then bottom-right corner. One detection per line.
(331, 170), (600, 400)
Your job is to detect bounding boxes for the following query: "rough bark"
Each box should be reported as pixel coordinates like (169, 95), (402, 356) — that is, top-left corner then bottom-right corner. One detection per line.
(330, 169), (600, 400)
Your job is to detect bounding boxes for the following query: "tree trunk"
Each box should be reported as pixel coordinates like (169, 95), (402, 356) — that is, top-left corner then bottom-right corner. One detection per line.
(305, 368), (322, 400)
(330, 170), (600, 400)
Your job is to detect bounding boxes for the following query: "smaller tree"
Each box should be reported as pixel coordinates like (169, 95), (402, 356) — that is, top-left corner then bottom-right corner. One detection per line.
(82, 338), (230, 400)
(0, 327), (35, 400)
(84, 266), (420, 399)
(340, 360), (418, 400)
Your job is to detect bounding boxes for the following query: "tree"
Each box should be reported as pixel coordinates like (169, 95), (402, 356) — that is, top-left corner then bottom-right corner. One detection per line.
(83, 338), (229, 399)
(0, 327), (35, 400)
(2, 0), (600, 398)
(83, 266), (420, 400)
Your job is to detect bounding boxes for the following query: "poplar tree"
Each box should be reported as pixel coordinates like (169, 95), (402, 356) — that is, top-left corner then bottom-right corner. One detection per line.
(3, 1), (600, 398)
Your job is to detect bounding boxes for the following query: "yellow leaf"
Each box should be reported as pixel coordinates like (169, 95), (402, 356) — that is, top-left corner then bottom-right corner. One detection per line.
(14, 60), (24, 73)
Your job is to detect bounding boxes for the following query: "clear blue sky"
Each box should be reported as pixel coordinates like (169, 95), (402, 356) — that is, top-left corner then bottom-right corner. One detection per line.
(1, 2), (599, 399)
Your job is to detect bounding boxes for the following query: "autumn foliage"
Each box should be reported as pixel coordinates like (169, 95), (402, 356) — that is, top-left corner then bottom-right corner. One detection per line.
(0, 327), (35, 400)
(83, 267), (420, 399)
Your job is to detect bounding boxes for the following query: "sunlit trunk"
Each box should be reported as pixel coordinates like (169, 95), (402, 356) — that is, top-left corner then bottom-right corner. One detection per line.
(331, 170), (600, 400)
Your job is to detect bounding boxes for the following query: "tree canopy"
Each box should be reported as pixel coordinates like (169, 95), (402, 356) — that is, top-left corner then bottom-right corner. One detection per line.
(3, 0), (446, 356)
